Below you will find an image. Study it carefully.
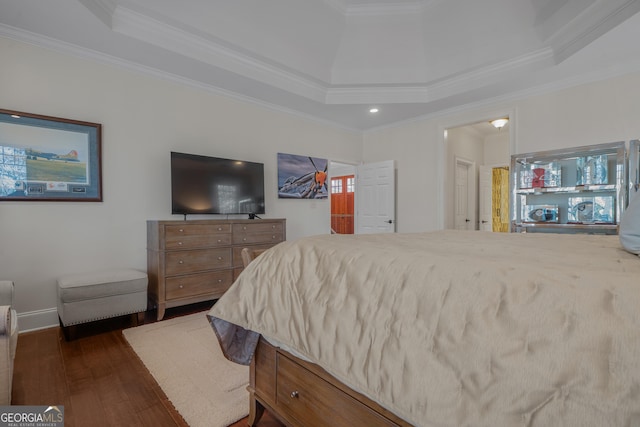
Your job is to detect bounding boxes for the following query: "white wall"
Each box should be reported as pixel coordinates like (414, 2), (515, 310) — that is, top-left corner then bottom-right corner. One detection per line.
(364, 71), (640, 233)
(516, 73), (640, 152)
(363, 119), (440, 233)
(0, 38), (362, 331)
(484, 132), (510, 166)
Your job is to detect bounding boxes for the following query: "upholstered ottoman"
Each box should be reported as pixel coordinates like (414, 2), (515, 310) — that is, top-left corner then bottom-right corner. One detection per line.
(57, 269), (148, 340)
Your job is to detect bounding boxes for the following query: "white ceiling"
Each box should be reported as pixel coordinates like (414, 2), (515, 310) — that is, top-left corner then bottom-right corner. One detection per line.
(1, 0), (640, 131)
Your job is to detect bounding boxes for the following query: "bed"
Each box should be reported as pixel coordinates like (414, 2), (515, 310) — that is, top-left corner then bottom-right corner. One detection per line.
(208, 228), (640, 427)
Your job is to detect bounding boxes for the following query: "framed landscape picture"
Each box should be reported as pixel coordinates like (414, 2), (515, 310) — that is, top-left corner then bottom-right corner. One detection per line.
(0, 109), (102, 201)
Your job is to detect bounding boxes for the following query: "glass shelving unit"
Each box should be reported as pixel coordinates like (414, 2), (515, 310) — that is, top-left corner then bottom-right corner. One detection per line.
(510, 141), (627, 234)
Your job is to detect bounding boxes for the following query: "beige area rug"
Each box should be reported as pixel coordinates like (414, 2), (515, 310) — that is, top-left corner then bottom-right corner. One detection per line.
(122, 312), (249, 427)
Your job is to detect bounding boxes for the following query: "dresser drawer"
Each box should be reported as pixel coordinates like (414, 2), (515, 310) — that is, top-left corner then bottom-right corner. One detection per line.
(233, 222), (283, 234)
(165, 270), (233, 300)
(233, 221), (284, 244)
(232, 222), (284, 244)
(165, 233), (232, 250)
(234, 231), (283, 245)
(276, 354), (397, 427)
(165, 224), (231, 237)
(164, 224), (232, 249)
(165, 248), (232, 276)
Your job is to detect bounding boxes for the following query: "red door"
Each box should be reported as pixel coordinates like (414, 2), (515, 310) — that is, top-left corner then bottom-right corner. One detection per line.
(331, 175), (354, 234)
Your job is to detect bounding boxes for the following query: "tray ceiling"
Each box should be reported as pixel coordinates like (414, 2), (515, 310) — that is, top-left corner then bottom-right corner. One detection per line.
(1, 0), (640, 130)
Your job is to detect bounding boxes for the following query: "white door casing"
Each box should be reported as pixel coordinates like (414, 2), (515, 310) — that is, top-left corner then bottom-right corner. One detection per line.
(356, 160), (395, 234)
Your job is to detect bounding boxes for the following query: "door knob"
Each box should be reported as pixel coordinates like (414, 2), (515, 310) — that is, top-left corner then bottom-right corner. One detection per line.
(386, 220), (394, 224)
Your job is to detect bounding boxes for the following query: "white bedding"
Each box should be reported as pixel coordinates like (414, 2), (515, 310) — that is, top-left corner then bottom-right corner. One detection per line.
(208, 230), (640, 427)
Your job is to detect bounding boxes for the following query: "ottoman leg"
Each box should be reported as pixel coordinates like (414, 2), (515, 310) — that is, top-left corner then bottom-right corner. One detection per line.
(131, 312), (146, 326)
(59, 318), (77, 341)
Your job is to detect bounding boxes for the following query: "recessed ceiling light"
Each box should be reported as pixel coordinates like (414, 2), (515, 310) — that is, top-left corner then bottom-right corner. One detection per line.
(10, 115), (20, 119)
(369, 108), (379, 113)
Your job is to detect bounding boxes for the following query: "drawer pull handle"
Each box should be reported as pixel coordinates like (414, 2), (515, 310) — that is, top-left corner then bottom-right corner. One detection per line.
(179, 228), (184, 232)
(178, 242), (183, 246)
(218, 227), (223, 231)
(217, 256), (223, 260)
(243, 226), (247, 230)
(272, 225), (276, 229)
(218, 279), (223, 283)
(179, 284), (184, 289)
(290, 391), (299, 399)
(217, 239), (222, 243)
(178, 260), (184, 264)
(243, 237), (247, 241)
(272, 235), (276, 239)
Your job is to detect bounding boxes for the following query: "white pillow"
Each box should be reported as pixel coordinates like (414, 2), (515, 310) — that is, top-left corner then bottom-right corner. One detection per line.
(620, 192), (640, 255)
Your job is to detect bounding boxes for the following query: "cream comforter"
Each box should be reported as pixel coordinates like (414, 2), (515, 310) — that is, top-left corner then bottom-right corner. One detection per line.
(208, 230), (640, 427)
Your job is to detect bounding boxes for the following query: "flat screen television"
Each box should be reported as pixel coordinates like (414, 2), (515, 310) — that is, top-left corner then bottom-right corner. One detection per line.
(171, 151), (265, 217)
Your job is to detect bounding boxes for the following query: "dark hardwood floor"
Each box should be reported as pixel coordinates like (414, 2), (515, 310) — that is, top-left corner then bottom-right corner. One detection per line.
(12, 302), (284, 427)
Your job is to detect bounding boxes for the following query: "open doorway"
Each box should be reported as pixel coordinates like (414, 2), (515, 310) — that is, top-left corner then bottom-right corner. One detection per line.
(330, 162), (356, 234)
(445, 117), (512, 232)
(329, 160), (396, 234)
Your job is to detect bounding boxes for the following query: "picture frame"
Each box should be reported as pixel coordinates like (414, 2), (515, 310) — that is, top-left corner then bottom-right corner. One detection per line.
(0, 109), (102, 201)
(277, 152), (328, 199)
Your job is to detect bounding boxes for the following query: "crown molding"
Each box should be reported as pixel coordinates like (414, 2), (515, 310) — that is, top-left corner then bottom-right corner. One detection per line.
(364, 56), (640, 133)
(322, 0), (348, 15)
(111, 5), (329, 103)
(75, 0), (633, 108)
(326, 47), (555, 104)
(550, 0), (640, 63)
(322, 0), (438, 16)
(0, 24), (360, 133)
(4, 19), (640, 135)
(77, 0), (117, 28)
(345, 1), (425, 17)
(3, 2), (640, 134)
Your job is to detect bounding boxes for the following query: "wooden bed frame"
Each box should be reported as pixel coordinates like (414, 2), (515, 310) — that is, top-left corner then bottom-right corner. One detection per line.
(248, 337), (414, 427)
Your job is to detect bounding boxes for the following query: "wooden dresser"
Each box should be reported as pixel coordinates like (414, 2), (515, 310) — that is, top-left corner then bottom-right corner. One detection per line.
(147, 218), (286, 320)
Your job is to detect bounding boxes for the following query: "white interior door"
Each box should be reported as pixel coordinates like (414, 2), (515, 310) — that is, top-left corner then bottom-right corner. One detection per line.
(454, 158), (475, 230)
(479, 165), (492, 231)
(356, 160), (395, 234)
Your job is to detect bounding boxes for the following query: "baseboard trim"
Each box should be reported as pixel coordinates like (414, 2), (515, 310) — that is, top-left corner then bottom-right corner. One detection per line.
(17, 308), (59, 333)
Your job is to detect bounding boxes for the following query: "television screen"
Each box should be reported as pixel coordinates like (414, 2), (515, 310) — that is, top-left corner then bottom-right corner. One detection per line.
(171, 152), (265, 216)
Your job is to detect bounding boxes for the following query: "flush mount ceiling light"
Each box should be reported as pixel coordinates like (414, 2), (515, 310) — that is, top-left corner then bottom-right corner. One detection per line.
(369, 108), (379, 113)
(490, 118), (509, 129)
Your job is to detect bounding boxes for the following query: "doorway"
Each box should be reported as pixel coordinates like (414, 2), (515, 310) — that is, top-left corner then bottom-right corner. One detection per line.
(329, 160), (396, 234)
(444, 117), (512, 231)
(331, 174), (355, 234)
(330, 162), (356, 234)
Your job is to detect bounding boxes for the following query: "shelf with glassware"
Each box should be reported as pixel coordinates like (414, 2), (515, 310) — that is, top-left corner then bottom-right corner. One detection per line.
(510, 141), (627, 234)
